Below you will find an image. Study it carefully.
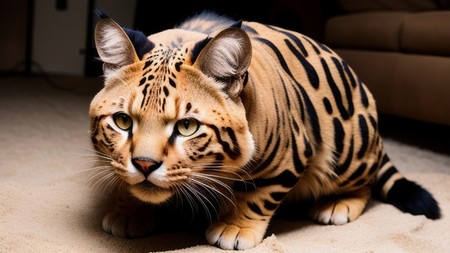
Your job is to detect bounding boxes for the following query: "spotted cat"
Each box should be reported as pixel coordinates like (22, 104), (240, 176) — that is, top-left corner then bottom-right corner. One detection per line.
(89, 11), (440, 250)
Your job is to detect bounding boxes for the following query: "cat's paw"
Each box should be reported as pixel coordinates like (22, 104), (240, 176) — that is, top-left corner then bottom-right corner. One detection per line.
(205, 221), (264, 250)
(102, 210), (155, 238)
(309, 197), (367, 225)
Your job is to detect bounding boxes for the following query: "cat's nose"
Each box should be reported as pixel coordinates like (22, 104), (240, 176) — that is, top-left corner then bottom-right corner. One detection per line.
(132, 157), (162, 177)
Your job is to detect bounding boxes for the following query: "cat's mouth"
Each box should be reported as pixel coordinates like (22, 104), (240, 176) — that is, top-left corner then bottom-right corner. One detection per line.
(129, 180), (174, 203)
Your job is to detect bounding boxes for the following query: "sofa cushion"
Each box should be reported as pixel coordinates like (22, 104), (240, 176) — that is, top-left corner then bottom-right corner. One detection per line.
(325, 10), (450, 56)
(325, 12), (411, 51)
(401, 11), (450, 56)
(334, 49), (450, 126)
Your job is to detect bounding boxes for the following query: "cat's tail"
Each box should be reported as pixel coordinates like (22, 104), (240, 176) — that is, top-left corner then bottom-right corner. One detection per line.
(372, 151), (441, 220)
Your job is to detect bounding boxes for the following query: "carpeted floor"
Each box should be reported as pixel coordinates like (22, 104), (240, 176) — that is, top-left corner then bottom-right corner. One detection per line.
(0, 75), (449, 252)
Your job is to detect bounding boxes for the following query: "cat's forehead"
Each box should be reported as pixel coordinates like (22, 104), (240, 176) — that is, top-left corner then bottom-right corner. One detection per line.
(132, 31), (209, 116)
(134, 45), (187, 116)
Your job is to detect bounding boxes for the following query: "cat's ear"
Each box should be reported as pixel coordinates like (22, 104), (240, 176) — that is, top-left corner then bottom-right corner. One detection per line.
(94, 17), (140, 74)
(193, 27), (252, 100)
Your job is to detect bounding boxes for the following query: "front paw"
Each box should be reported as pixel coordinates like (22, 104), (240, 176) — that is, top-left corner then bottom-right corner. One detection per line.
(205, 221), (265, 250)
(102, 210), (155, 238)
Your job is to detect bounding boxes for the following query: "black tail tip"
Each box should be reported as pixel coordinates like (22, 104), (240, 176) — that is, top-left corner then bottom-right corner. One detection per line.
(387, 178), (441, 220)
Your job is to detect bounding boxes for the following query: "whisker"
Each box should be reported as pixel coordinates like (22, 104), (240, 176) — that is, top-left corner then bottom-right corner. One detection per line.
(189, 177), (223, 207)
(71, 146), (113, 160)
(77, 165), (113, 179)
(191, 165), (256, 191)
(89, 171), (120, 196)
(192, 167), (244, 182)
(176, 183), (198, 218)
(190, 174), (236, 207)
(182, 182), (216, 223)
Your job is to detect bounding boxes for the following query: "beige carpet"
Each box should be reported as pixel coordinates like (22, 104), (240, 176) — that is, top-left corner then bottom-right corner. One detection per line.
(1, 75), (449, 252)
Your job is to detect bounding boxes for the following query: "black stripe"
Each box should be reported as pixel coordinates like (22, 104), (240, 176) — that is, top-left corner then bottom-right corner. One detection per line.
(141, 83), (150, 108)
(359, 79), (369, 108)
(256, 38), (290, 78)
(332, 57), (354, 118)
(353, 178), (366, 187)
(252, 170), (299, 189)
(301, 36), (321, 54)
(279, 73), (291, 109)
(373, 166), (398, 198)
(333, 118), (345, 155)
(299, 85), (322, 147)
(197, 135), (210, 152)
(333, 58), (355, 116)
(290, 80), (305, 122)
(91, 115), (106, 138)
(291, 131), (305, 174)
(267, 26), (308, 57)
(264, 200), (278, 211)
(368, 161), (379, 175)
(285, 39), (319, 89)
(257, 37), (321, 146)
(242, 24), (258, 34)
(342, 60), (357, 88)
(292, 118), (299, 133)
(270, 192), (286, 202)
(303, 134), (313, 158)
(208, 125), (240, 160)
(357, 114), (369, 159)
(253, 133), (280, 174)
(335, 137), (354, 175)
(321, 58), (349, 120)
(348, 162), (367, 181)
(225, 127), (240, 156)
(248, 202), (264, 216)
(380, 153), (390, 168)
(369, 115), (377, 130)
(323, 97), (333, 114)
(317, 41), (333, 53)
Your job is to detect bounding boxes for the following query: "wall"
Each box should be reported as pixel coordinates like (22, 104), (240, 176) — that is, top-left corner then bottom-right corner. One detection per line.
(0, 1), (28, 72)
(32, 0), (88, 75)
(31, 0), (137, 76)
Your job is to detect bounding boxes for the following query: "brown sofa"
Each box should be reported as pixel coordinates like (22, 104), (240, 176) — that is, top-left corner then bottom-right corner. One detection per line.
(323, 0), (450, 126)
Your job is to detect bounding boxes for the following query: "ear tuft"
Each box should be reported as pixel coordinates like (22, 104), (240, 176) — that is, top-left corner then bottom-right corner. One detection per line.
(194, 27), (252, 100)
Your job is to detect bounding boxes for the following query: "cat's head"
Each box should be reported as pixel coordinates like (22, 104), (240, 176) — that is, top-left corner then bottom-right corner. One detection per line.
(89, 17), (255, 204)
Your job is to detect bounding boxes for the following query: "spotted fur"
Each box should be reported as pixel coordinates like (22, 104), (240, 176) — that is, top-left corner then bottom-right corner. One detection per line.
(89, 11), (440, 250)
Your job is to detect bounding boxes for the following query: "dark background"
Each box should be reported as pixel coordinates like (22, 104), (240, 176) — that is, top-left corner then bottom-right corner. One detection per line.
(0, 0), (341, 77)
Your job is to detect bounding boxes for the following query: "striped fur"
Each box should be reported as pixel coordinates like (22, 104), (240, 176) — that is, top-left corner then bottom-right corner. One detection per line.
(90, 11), (440, 250)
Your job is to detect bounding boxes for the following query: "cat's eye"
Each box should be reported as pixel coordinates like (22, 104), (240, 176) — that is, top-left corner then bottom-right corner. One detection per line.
(113, 112), (133, 131)
(175, 118), (200, 137)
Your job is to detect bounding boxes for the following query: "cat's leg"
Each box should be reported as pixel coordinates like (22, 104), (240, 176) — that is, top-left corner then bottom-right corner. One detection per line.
(309, 186), (371, 225)
(205, 189), (282, 250)
(102, 190), (155, 238)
